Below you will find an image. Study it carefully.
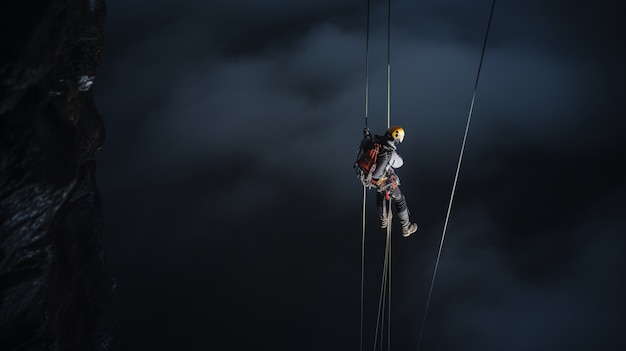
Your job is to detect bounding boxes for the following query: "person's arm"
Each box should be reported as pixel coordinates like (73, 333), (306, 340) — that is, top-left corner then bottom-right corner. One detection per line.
(389, 152), (404, 168)
(371, 151), (390, 180)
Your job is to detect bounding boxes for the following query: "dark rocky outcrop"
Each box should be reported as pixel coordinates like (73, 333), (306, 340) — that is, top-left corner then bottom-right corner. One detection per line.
(0, 1), (114, 350)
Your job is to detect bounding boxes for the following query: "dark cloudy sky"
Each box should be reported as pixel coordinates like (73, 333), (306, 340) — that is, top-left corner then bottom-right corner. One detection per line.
(93, 0), (625, 350)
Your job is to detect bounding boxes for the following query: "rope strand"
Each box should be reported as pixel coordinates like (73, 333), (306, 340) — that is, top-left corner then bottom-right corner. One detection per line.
(362, 0), (394, 349)
(364, 0), (371, 128)
(416, 1), (497, 350)
(386, 0), (391, 129)
(360, 1), (372, 350)
(385, 1), (392, 348)
(374, 219), (391, 351)
(360, 186), (367, 351)
(386, 202), (392, 351)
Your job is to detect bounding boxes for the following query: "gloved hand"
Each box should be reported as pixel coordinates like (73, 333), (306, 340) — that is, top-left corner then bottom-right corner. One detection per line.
(363, 127), (371, 137)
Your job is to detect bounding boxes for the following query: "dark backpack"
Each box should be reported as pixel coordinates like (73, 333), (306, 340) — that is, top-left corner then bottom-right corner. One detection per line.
(355, 141), (382, 187)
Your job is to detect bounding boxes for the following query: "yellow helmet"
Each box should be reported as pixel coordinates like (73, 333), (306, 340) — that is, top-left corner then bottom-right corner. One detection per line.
(387, 126), (405, 143)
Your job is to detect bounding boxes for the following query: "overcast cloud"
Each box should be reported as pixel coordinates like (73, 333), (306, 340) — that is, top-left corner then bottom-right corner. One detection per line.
(94, 0), (625, 350)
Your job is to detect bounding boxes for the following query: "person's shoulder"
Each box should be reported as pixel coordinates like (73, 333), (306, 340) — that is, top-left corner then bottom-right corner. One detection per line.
(381, 139), (396, 150)
(373, 135), (388, 144)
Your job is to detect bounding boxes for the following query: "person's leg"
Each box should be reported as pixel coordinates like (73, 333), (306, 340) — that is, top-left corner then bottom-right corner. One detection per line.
(376, 190), (391, 229)
(389, 187), (418, 237)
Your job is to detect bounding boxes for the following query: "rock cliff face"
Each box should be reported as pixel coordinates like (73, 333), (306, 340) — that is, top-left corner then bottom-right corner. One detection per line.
(0, 1), (114, 350)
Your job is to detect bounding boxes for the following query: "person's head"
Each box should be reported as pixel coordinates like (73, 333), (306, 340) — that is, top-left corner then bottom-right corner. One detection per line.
(386, 126), (405, 143)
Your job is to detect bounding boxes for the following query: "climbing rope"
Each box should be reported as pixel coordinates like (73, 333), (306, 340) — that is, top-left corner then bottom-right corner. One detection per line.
(376, 0), (395, 348)
(373, 203), (393, 351)
(382, 0), (393, 348)
(385, 202), (392, 351)
(416, 1), (497, 350)
(360, 186), (367, 351)
(386, 0), (391, 129)
(360, 0), (371, 350)
(364, 0), (371, 129)
(373, 217), (390, 350)
(360, 0), (394, 350)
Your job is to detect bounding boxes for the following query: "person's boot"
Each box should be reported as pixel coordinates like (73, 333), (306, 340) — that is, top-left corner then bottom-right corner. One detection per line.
(398, 210), (418, 237)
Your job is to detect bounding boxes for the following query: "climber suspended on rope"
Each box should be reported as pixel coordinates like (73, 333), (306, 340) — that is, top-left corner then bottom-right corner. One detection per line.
(355, 126), (418, 237)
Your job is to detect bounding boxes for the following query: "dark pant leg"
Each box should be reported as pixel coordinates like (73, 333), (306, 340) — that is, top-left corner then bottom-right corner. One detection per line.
(389, 186), (409, 214)
(376, 190), (387, 219)
(377, 186), (409, 217)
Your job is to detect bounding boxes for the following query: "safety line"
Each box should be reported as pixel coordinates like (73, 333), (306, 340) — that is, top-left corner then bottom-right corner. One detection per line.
(360, 186), (367, 351)
(386, 0), (391, 129)
(375, 0), (393, 349)
(364, 0), (371, 128)
(362, 0), (394, 349)
(386, 202), (392, 351)
(373, 224), (389, 351)
(384, 1), (392, 349)
(374, 202), (393, 351)
(360, 0), (372, 350)
(416, 1), (496, 350)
